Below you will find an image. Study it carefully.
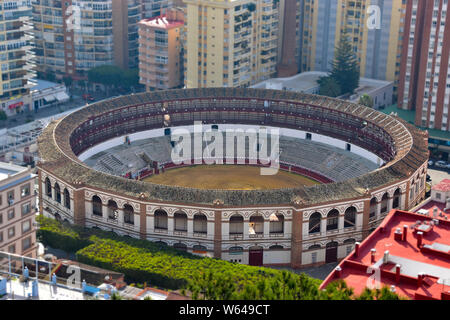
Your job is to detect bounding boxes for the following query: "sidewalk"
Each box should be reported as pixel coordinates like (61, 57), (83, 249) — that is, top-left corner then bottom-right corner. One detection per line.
(0, 96), (86, 129)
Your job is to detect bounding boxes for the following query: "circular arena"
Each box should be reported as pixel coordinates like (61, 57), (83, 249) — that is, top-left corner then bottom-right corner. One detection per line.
(37, 88), (429, 268)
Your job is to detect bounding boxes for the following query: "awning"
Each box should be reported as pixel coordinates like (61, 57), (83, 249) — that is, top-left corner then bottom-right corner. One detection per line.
(43, 95), (56, 103)
(55, 91), (70, 101)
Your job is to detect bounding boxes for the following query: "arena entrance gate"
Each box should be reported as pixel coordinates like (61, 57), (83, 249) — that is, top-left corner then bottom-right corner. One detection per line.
(325, 241), (338, 263)
(249, 246), (263, 266)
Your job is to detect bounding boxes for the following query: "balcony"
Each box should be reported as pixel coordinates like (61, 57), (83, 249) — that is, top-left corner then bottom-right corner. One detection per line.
(269, 232), (284, 238)
(154, 228), (168, 234)
(229, 233), (243, 240)
(193, 232), (207, 238)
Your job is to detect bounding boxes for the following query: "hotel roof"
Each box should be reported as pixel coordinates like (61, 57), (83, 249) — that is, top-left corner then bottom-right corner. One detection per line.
(139, 16), (184, 29)
(319, 209), (450, 300)
(0, 161), (28, 182)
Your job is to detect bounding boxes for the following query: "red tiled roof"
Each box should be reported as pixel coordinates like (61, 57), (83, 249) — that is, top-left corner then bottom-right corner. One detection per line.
(319, 209), (450, 300)
(432, 179), (450, 192)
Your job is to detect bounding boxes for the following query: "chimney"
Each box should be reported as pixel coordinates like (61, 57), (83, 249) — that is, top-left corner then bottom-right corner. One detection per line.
(403, 225), (408, 242)
(370, 248), (377, 264)
(383, 250), (390, 264)
(354, 242), (360, 257)
(417, 273), (423, 287)
(394, 227), (402, 241)
(335, 266), (342, 278)
(417, 231), (423, 248)
(395, 264), (401, 283)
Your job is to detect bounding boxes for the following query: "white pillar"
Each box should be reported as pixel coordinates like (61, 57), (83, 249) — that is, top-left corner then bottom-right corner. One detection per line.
(356, 212), (363, 229)
(320, 218), (327, 236)
(243, 219), (249, 239)
(263, 219), (270, 238)
(147, 215), (153, 233)
(376, 201), (381, 220)
(400, 192), (406, 210)
(118, 209), (124, 225)
(187, 219), (193, 237)
(338, 214), (344, 231)
(168, 216), (174, 235)
(387, 196), (394, 212)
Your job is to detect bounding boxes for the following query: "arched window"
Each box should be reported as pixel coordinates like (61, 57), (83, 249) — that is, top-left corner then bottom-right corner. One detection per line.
(54, 183), (61, 203)
(380, 193), (388, 214)
(92, 196), (102, 216)
(309, 212), (321, 234)
(124, 204), (134, 225)
(107, 200), (118, 220)
(344, 206), (356, 228)
(249, 214), (263, 235)
(45, 178), (52, 198)
(308, 244), (321, 250)
(64, 188), (70, 209)
(174, 211), (187, 232)
(269, 245), (283, 250)
(229, 214), (243, 235)
(393, 188), (401, 209)
(193, 245), (207, 253)
(173, 243), (187, 251)
(326, 209), (339, 231)
(369, 197), (377, 220)
(154, 209), (168, 230)
(269, 214), (284, 234)
(229, 246), (243, 255)
(193, 213), (207, 234)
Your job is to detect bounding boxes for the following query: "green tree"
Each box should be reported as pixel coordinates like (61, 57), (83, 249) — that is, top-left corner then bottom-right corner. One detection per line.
(0, 110), (7, 121)
(329, 33), (360, 95)
(317, 76), (342, 97)
(359, 94), (374, 108)
(63, 76), (73, 90)
(88, 65), (123, 95)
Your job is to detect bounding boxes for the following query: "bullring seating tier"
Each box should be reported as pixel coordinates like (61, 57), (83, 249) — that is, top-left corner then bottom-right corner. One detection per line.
(37, 88), (429, 206)
(83, 134), (378, 183)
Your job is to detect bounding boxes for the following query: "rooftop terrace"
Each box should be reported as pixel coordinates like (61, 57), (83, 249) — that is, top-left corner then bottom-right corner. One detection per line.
(320, 209), (450, 300)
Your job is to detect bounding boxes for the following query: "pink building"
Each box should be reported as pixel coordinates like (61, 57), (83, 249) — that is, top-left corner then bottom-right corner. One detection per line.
(0, 162), (37, 258)
(138, 8), (185, 91)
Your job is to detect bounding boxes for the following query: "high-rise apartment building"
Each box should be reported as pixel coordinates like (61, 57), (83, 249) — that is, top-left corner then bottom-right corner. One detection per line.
(0, 162), (37, 258)
(277, 0), (302, 77)
(32, 0), (143, 81)
(139, 8), (184, 90)
(142, 0), (173, 18)
(299, 0), (406, 85)
(0, 1), (35, 117)
(398, 0), (450, 131)
(183, 0), (280, 88)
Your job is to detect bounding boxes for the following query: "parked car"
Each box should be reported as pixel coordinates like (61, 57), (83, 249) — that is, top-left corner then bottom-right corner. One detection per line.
(435, 160), (447, 168)
(426, 174), (431, 182)
(428, 160), (434, 166)
(82, 94), (95, 101)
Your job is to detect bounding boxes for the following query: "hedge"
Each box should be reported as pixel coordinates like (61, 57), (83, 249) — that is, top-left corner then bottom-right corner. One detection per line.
(37, 216), (299, 290)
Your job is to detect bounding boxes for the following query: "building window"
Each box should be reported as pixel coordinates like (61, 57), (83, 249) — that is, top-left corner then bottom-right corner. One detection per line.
(21, 184), (30, 198)
(7, 209), (14, 220)
(7, 190), (14, 205)
(0, 231), (3, 243)
(22, 220), (31, 233)
(8, 226), (15, 239)
(8, 244), (15, 254)
(22, 237), (32, 251)
(311, 252), (317, 264)
(22, 202), (31, 216)
(436, 192), (441, 199)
